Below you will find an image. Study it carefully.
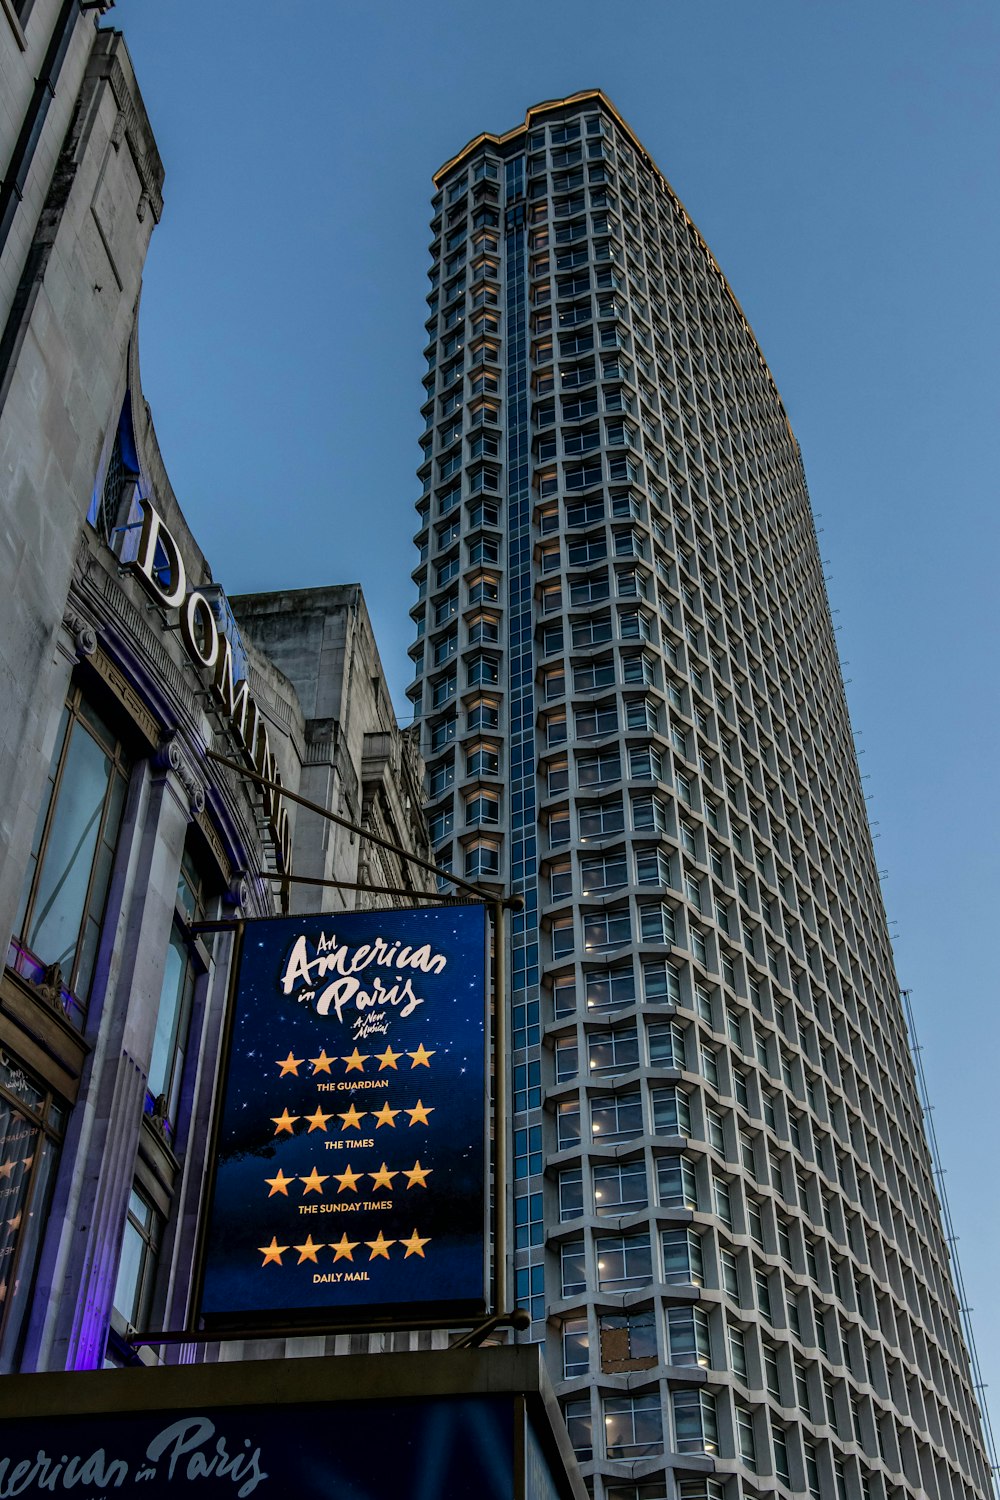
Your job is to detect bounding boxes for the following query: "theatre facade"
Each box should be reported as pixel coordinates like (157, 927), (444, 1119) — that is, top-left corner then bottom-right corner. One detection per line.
(0, 10), (429, 1373)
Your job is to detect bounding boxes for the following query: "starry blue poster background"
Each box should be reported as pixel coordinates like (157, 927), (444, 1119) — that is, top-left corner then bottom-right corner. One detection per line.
(199, 905), (489, 1324)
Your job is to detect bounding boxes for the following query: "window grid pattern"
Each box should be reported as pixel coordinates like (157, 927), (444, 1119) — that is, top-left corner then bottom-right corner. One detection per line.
(409, 93), (994, 1500)
(505, 151), (546, 1323)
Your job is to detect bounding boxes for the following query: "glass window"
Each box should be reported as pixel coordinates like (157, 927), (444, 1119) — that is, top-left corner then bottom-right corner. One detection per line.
(657, 1154), (697, 1210)
(556, 1165), (583, 1221)
(465, 788), (500, 825)
(148, 920), (197, 1127)
(587, 1027), (639, 1077)
(514, 1190), (543, 1249)
(593, 1159), (647, 1216)
(0, 1053), (64, 1361)
(562, 1316), (589, 1377)
(667, 1305), (710, 1366)
(736, 1404), (757, 1469)
(582, 907), (630, 949)
(554, 1035), (579, 1083)
(651, 1086), (690, 1136)
(590, 1091), (642, 1143)
(467, 696), (500, 732)
(557, 1098), (581, 1149)
(561, 1240), (586, 1297)
(596, 1233), (651, 1290)
(672, 1388), (718, 1455)
(661, 1227), (703, 1285)
(465, 839), (500, 878)
(16, 691), (130, 1011)
(584, 965), (634, 1011)
(562, 1397), (592, 1462)
(112, 1187), (162, 1334)
(604, 1393), (661, 1459)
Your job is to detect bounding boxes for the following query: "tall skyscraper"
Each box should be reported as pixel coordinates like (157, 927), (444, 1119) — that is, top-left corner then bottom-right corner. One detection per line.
(407, 90), (992, 1500)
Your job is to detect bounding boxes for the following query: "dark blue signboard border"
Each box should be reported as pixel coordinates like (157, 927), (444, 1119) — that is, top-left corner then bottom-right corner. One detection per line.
(195, 905), (490, 1329)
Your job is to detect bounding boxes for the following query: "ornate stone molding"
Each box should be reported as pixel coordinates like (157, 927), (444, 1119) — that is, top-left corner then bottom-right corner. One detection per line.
(154, 735), (206, 817)
(62, 607), (98, 659)
(102, 48), (165, 223)
(224, 873), (251, 912)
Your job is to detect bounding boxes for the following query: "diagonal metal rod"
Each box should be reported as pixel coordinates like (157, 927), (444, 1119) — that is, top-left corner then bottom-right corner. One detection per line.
(252, 868), (475, 905)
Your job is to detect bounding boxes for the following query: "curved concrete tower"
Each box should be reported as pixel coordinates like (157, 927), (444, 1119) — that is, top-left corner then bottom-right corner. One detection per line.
(407, 89), (994, 1500)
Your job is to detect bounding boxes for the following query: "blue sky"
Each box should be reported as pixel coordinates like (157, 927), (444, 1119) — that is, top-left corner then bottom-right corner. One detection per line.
(113, 0), (999, 1433)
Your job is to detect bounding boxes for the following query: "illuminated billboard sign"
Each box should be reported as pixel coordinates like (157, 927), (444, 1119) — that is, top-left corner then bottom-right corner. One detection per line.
(197, 905), (490, 1328)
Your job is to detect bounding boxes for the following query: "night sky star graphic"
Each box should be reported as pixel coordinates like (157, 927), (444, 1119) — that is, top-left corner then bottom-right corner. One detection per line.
(369, 1162), (398, 1192)
(265, 1168), (293, 1197)
(293, 1234), (322, 1265)
(330, 1233), (359, 1262)
(400, 1229), (430, 1259)
(333, 1164), (362, 1193)
(259, 1237), (287, 1266)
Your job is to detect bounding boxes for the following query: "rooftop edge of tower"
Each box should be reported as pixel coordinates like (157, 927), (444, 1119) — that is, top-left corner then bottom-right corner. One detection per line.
(433, 88), (794, 446)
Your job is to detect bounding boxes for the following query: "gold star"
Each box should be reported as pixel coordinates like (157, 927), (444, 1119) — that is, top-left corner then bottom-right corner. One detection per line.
(333, 1164), (362, 1193)
(400, 1228), (430, 1259)
(310, 1049), (335, 1074)
(369, 1162), (398, 1192)
(293, 1234), (322, 1265)
(365, 1231), (395, 1260)
(259, 1236), (287, 1266)
(342, 1048), (369, 1073)
(270, 1109), (299, 1135)
(338, 1103), (367, 1130)
(403, 1160), (432, 1189)
(277, 1051), (303, 1076)
(299, 1167), (329, 1195)
(265, 1168), (293, 1197)
(406, 1044), (435, 1069)
(405, 1099), (434, 1126)
(330, 1232), (359, 1261)
(372, 1101), (400, 1129)
(374, 1045), (402, 1071)
(6, 1212), (20, 1231)
(304, 1105), (333, 1133)
(0, 1162), (14, 1180)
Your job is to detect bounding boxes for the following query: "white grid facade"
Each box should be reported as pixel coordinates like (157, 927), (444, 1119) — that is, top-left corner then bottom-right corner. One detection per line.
(406, 90), (993, 1500)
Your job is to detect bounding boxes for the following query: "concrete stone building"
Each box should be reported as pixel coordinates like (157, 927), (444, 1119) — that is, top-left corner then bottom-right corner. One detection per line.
(0, 6), (430, 1374)
(407, 90), (995, 1500)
